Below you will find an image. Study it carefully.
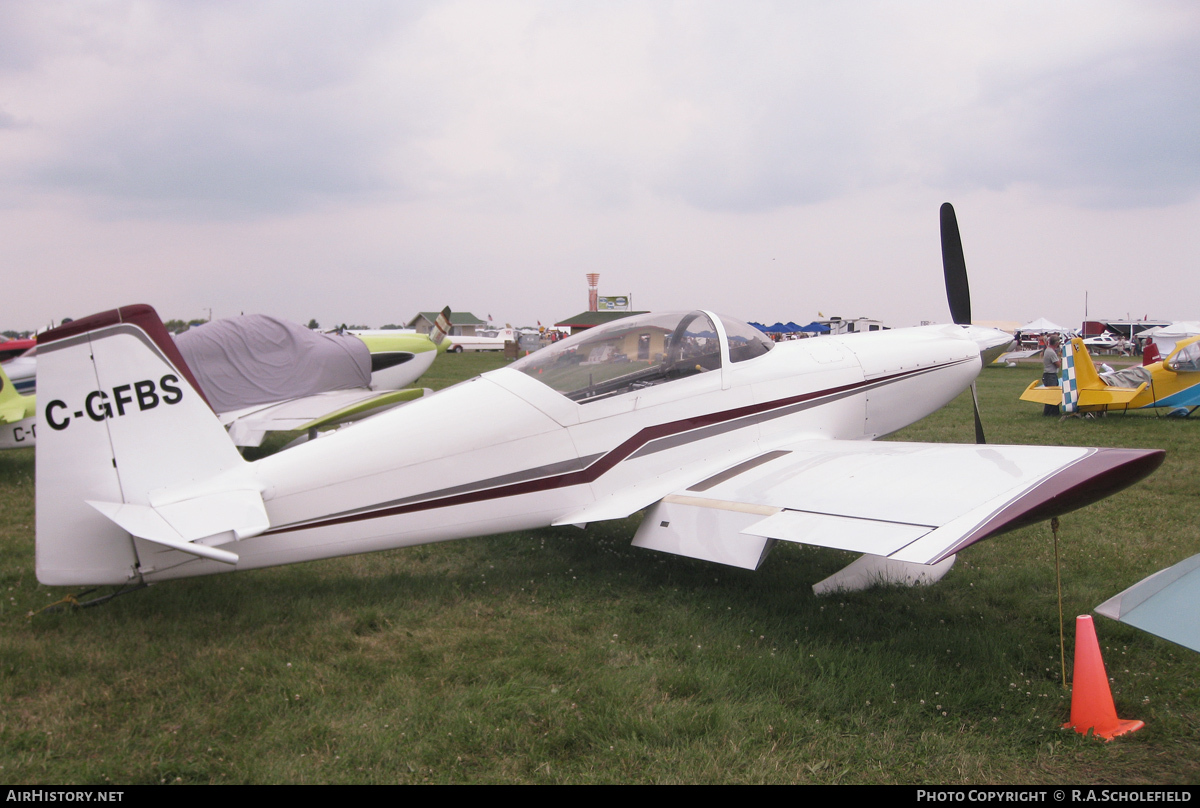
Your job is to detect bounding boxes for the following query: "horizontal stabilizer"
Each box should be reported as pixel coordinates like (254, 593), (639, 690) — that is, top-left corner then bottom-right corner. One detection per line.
(87, 488), (269, 565)
(1020, 379), (1147, 408)
(88, 501), (239, 565)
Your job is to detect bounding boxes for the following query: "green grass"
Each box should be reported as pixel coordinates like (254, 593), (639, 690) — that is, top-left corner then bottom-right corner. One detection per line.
(1, 358), (1197, 784)
(418, 350), (512, 390)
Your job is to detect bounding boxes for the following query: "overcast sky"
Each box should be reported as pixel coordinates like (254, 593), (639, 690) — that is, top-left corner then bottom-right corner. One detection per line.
(1, 1), (1197, 333)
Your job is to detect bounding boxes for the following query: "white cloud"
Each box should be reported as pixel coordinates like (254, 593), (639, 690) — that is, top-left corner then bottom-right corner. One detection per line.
(0, 1), (1196, 331)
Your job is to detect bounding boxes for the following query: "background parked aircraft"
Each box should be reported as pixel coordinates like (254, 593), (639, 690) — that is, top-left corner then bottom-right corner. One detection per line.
(0, 363), (36, 450)
(174, 309), (451, 446)
(1020, 335), (1200, 415)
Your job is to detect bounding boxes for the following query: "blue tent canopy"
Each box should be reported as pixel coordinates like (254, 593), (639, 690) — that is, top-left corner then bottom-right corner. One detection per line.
(750, 321), (828, 335)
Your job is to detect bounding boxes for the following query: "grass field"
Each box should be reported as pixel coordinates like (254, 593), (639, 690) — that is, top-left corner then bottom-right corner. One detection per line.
(2, 353), (1197, 784)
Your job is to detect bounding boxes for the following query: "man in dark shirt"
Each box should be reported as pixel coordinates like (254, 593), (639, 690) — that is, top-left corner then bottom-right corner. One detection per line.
(1042, 335), (1061, 416)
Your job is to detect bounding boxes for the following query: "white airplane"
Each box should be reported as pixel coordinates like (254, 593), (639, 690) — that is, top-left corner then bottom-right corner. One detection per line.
(34, 205), (1164, 593)
(991, 345), (1042, 368)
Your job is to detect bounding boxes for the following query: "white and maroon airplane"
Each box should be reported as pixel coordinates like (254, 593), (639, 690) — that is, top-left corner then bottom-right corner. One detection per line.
(34, 206), (1163, 592)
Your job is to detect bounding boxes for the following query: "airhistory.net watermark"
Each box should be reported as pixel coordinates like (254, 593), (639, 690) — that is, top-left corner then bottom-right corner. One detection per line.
(5, 792), (123, 802)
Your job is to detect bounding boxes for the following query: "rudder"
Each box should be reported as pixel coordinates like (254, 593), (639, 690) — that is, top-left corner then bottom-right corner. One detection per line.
(36, 305), (249, 585)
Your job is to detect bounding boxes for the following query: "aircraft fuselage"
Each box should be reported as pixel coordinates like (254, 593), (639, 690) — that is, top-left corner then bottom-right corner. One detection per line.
(136, 323), (987, 582)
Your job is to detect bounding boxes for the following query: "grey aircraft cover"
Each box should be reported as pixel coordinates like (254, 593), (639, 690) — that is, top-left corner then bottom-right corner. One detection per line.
(175, 315), (372, 414)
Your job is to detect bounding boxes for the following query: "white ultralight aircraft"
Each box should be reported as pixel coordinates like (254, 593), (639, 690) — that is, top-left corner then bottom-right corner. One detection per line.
(34, 206), (1164, 593)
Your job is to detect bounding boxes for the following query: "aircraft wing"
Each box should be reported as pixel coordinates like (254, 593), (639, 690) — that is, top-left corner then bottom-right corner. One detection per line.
(993, 348), (1041, 365)
(0, 363), (34, 425)
(1095, 554), (1200, 653)
(0, 398), (28, 425)
(632, 440), (1163, 572)
(221, 388), (428, 447)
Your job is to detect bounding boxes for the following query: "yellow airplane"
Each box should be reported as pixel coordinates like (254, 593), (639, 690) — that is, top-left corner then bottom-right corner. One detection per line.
(0, 362), (37, 449)
(1020, 335), (1200, 415)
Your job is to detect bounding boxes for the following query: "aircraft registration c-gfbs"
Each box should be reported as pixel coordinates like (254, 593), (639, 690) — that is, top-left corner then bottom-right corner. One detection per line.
(43, 373), (185, 431)
(33, 205), (1163, 596)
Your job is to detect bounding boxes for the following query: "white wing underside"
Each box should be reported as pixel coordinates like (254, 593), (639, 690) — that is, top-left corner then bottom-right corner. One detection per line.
(633, 439), (1099, 571)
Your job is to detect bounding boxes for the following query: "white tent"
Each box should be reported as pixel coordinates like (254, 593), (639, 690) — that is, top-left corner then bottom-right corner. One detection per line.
(1139, 321), (1200, 355)
(1018, 317), (1069, 334)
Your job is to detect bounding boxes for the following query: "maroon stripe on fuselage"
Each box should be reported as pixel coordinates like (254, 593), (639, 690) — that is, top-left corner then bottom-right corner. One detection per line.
(264, 358), (973, 536)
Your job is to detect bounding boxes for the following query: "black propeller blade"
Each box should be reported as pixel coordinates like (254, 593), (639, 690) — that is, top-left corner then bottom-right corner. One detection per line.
(969, 383), (986, 446)
(940, 202), (986, 445)
(940, 202), (971, 327)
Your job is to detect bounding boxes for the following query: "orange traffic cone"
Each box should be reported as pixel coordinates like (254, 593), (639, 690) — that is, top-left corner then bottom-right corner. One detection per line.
(1063, 615), (1144, 740)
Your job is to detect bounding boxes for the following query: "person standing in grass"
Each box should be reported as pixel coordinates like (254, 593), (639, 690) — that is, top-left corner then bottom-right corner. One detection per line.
(1042, 334), (1062, 416)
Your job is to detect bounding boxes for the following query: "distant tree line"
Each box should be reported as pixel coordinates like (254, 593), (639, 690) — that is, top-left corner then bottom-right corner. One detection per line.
(162, 318), (210, 334)
(0, 318), (410, 339)
(152, 317), (400, 335)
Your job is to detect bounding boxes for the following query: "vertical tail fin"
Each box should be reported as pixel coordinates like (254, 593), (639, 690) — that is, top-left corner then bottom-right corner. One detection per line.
(1060, 337), (1101, 414)
(1143, 340), (1161, 366)
(1065, 337), (1103, 387)
(36, 305), (252, 585)
(430, 306), (452, 348)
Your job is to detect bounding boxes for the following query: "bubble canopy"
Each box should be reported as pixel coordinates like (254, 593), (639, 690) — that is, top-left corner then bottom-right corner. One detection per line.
(510, 311), (773, 403)
(1166, 340), (1200, 373)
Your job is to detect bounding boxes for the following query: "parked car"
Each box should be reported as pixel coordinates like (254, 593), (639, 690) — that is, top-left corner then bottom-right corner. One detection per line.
(446, 328), (514, 352)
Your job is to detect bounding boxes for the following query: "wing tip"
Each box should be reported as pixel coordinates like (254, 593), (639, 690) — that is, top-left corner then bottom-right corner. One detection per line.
(941, 447), (1166, 558)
